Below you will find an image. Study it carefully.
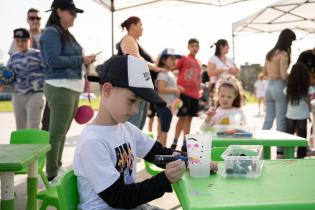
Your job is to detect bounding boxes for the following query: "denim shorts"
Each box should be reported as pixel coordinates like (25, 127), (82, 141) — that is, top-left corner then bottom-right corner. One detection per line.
(156, 106), (172, 132)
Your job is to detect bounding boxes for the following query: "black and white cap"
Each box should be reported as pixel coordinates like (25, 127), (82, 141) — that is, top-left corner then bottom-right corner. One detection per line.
(88, 55), (166, 106)
(46, 0), (84, 13)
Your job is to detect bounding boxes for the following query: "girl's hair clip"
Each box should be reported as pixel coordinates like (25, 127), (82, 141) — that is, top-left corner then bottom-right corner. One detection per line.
(218, 75), (240, 91)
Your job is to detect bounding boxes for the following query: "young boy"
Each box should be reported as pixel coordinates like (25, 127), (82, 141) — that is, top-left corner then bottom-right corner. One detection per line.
(171, 38), (202, 152)
(7, 28), (44, 129)
(73, 55), (186, 210)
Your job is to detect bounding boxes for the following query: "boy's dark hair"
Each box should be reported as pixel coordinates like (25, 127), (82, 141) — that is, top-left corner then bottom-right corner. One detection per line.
(121, 16), (141, 31)
(211, 39), (228, 57)
(287, 62), (310, 105)
(266, 28), (296, 64)
(27, 8), (39, 16)
(188, 38), (199, 45)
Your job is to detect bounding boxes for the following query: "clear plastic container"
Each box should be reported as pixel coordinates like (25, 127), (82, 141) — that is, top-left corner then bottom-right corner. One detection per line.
(220, 145), (264, 178)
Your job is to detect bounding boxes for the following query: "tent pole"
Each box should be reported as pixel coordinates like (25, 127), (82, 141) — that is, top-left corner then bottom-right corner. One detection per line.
(232, 30), (235, 63)
(111, 0), (114, 56)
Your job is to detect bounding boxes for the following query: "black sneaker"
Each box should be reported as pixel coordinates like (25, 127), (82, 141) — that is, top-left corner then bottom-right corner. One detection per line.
(181, 144), (187, 153)
(170, 143), (177, 150)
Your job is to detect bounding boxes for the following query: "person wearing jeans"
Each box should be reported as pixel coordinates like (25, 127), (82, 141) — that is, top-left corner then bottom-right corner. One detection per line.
(262, 80), (287, 132)
(262, 29), (296, 157)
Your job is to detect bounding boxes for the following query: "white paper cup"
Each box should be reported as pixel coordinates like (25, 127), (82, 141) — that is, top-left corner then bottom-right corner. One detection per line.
(185, 133), (212, 178)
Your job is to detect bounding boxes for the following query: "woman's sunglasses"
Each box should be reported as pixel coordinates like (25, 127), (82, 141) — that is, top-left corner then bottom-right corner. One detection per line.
(68, 10), (77, 16)
(28, 16), (41, 21)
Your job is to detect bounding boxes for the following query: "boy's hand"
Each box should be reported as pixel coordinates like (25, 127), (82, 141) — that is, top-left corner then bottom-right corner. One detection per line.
(210, 161), (218, 174)
(178, 85), (185, 93)
(175, 86), (184, 96)
(165, 159), (186, 183)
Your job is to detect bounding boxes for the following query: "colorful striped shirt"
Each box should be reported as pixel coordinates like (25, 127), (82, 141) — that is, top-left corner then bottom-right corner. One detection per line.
(7, 49), (44, 94)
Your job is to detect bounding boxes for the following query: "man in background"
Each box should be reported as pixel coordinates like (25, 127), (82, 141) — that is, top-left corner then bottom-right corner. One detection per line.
(8, 8), (50, 131)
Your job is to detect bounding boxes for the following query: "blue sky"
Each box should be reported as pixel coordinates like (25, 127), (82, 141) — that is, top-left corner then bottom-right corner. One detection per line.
(1, 0), (313, 66)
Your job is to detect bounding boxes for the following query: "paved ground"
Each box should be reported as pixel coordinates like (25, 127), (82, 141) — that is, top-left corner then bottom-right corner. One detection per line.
(0, 104), (285, 210)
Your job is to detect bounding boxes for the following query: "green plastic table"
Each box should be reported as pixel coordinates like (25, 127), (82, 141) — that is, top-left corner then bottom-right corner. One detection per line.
(0, 144), (51, 210)
(173, 159), (315, 210)
(210, 130), (308, 159)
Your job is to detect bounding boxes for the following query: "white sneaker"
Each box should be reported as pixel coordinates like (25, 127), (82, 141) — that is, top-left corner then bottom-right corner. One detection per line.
(58, 166), (67, 176)
(48, 176), (59, 186)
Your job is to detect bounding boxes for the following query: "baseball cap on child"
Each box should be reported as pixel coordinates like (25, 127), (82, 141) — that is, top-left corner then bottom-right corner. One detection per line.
(46, 0), (84, 13)
(87, 55), (166, 106)
(160, 48), (182, 58)
(13, 28), (30, 39)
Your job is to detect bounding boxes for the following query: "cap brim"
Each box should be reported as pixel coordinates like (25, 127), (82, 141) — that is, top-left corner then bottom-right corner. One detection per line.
(175, 55), (182, 58)
(74, 8), (84, 13)
(86, 75), (165, 106)
(161, 54), (182, 59)
(130, 87), (166, 106)
(87, 75), (100, 83)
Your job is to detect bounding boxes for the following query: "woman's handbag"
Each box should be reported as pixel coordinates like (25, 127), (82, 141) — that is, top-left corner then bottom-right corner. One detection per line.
(75, 75), (94, 124)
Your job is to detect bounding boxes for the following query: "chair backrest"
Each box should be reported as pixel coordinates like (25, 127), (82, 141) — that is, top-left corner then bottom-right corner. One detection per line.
(57, 170), (79, 210)
(10, 129), (50, 144)
(10, 129), (50, 170)
(211, 147), (227, 161)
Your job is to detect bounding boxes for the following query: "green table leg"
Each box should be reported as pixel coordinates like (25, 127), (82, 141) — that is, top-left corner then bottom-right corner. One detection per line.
(26, 161), (38, 210)
(284, 147), (295, 159)
(263, 146), (271, 159)
(0, 172), (15, 210)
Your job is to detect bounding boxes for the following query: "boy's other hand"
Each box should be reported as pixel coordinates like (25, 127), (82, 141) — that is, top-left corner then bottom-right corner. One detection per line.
(165, 159), (186, 183)
(178, 85), (185, 93)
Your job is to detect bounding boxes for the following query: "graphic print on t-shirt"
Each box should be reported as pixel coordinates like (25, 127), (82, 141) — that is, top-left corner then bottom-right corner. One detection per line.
(184, 60), (199, 82)
(115, 143), (134, 184)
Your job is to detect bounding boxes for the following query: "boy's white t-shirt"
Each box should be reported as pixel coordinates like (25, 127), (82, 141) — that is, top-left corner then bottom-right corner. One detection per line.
(73, 122), (155, 210)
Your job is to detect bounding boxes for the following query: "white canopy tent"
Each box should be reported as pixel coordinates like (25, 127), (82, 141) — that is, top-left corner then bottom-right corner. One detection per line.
(91, 0), (254, 54)
(233, 0), (315, 38)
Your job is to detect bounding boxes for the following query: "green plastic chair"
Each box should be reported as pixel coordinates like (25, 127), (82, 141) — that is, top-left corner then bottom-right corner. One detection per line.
(10, 129), (50, 188)
(144, 147), (227, 176)
(37, 170), (79, 210)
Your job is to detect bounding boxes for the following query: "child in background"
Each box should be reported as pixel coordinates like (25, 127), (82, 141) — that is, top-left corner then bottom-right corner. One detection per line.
(155, 48), (183, 146)
(5, 28), (44, 129)
(285, 63), (311, 158)
(200, 75), (246, 131)
(73, 55), (187, 210)
(254, 73), (266, 116)
(171, 38), (202, 152)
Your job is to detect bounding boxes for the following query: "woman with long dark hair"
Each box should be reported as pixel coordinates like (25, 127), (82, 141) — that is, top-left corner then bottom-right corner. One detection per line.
(262, 28), (296, 135)
(285, 63), (310, 158)
(117, 16), (165, 129)
(40, 0), (96, 182)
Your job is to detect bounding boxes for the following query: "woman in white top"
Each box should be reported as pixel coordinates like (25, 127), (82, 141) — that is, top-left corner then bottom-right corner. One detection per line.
(207, 39), (239, 85)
